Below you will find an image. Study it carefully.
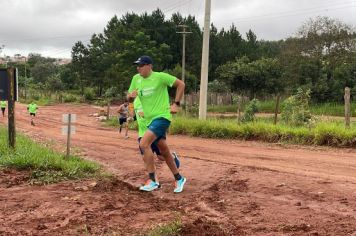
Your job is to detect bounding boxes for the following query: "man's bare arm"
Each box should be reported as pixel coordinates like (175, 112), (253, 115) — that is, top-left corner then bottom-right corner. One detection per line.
(173, 79), (185, 103)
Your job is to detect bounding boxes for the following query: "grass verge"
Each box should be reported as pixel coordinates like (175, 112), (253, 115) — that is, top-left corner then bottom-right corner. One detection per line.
(102, 114), (356, 147)
(169, 117), (356, 147)
(0, 125), (105, 184)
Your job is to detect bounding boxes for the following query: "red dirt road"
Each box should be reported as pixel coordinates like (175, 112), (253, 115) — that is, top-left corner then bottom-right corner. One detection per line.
(1, 103), (356, 235)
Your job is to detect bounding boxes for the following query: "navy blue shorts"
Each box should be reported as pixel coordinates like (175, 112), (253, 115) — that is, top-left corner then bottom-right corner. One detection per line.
(138, 137), (161, 155)
(148, 118), (171, 141)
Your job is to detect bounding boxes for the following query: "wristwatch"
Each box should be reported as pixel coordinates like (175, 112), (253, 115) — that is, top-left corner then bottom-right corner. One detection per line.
(174, 101), (181, 106)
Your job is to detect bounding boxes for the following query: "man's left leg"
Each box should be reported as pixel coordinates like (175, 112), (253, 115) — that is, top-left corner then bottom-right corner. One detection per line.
(157, 139), (186, 193)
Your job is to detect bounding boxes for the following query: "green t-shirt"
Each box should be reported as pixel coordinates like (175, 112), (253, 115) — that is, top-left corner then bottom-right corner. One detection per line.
(133, 97), (148, 137)
(27, 103), (38, 114)
(128, 71), (176, 126)
(0, 101), (6, 108)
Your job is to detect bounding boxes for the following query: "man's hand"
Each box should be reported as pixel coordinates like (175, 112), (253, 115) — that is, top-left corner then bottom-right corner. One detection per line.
(127, 90), (138, 102)
(138, 111), (144, 117)
(170, 103), (180, 114)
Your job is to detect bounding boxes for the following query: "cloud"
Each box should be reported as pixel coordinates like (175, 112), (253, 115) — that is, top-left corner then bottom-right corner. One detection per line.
(0, 0), (355, 58)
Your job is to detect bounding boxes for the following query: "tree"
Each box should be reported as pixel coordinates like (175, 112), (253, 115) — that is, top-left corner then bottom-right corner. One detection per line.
(294, 16), (356, 101)
(71, 41), (90, 94)
(217, 57), (283, 98)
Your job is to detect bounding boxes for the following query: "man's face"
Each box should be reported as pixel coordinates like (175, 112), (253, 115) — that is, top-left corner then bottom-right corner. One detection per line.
(124, 102), (128, 107)
(137, 64), (152, 77)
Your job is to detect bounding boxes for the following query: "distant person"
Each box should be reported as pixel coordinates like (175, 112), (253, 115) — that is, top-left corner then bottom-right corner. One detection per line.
(127, 55), (186, 193)
(117, 100), (129, 138)
(0, 100), (6, 117)
(27, 101), (38, 126)
(133, 96), (180, 173)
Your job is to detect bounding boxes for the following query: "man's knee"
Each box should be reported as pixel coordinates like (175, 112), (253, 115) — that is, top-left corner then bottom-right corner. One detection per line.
(139, 142), (151, 152)
(157, 140), (169, 156)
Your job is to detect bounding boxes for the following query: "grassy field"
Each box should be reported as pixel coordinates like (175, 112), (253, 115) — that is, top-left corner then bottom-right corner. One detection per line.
(0, 125), (105, 184)
(170, 116), (356, 147)
(207, 101), (355, 117)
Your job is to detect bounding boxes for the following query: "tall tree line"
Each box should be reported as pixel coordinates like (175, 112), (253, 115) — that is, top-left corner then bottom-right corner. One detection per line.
(4, 10), (355, 103)
(70, 9), (284, 99)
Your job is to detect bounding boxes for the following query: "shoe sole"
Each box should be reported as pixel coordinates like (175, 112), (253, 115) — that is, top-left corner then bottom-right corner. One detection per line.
(139, 184), (161, 192)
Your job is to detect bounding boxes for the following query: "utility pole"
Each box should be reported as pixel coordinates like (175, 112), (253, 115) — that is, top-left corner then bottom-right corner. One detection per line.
(7, 68), (16, 149)
(24, 56), (27, 100)
(0, 45), (5, 67)
(199, 0), (211, 120)
(177, 25), (192, 105)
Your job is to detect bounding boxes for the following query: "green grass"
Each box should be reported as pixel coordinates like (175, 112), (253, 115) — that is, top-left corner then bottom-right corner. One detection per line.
(146, 218), (182, 236)
(102, 112), (355, 147)
(0, 125), (104, 184)
(169, 116), (356, 147)
(310, 102), (355, 116)
(207, 101), (355, 117)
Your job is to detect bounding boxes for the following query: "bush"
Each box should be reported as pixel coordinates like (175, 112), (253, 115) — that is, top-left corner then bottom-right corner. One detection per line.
(242, 99), (259, 122)
(281, 88), (315, 126)
(63, 93), (79, 103)
(84, 87), (96, 101)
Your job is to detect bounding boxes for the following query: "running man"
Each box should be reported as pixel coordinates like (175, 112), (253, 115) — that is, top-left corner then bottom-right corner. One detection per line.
(133, 96), (180, 171)
(0, 100), (6, 117)
(127, 55), (186, 193)
(117, 100), (129, 138)
(27, 101), (38, 126)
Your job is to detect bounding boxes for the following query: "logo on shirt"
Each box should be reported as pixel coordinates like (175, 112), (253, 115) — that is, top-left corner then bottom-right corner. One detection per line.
(141, 87), (155, 97)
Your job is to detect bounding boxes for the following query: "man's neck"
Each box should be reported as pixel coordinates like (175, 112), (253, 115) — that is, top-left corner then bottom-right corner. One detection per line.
(142, 70), (153, 78)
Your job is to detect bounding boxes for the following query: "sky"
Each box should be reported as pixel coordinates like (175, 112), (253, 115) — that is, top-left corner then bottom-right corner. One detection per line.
(0, 0), (355, 59)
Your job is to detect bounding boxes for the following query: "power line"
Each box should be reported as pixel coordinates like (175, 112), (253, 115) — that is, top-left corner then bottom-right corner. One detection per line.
(220, 1), (356, 24)
(161, 0), (192, 14)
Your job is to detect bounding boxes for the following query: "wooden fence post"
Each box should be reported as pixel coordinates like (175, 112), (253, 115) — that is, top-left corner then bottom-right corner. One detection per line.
(7, 68), (16, 149)
(237, 95), (241, 124)
(344, 87), (351, 129)
(274, 95), (280, 125)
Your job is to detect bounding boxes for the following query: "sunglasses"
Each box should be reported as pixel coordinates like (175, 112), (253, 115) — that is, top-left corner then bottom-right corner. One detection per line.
(137, 64), (147, 68)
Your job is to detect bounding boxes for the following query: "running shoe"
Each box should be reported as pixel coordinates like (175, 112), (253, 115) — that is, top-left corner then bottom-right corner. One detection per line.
(139, 179), (160, 192)
(172, 152), (180, 169)
(174, 176), (186, 193)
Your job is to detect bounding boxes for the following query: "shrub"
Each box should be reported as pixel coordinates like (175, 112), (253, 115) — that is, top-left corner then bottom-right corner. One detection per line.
(281, 88), (315, 126)
(241, 99), (259, 122)
(63, 94), (79, 103)
(84, 87), (96, 101)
